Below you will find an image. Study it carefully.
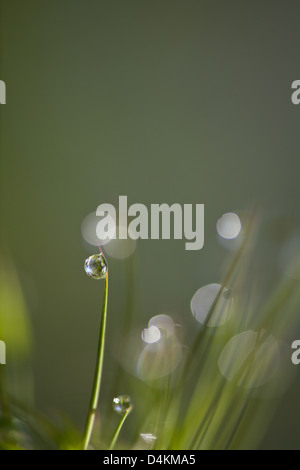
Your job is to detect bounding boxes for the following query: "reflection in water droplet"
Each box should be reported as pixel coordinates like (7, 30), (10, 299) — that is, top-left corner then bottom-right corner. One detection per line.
(142, 325), (161, 344)
(104, 226), (136, 259)
(217, 213), (241, 239)
(190, 283), (232, 327)
(112, 395), (133, 415)
(149, 314), (175, 338)
(137, 337), (182, 381)
(218, 330), (280, 388)
(140, 433), (157, 443)
(84, 253), (108, 279)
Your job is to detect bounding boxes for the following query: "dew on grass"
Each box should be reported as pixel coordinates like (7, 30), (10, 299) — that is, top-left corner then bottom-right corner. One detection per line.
(190, 283), (232, 327)
(217, 212), (241, 239)
(112, 395), (133, 415)
(140, 433), (157, 443)
(84, 253), (108, 279)
(148, 314), (175, 338)
(141, 325), (161, 344)
(218, 330), (280, 388)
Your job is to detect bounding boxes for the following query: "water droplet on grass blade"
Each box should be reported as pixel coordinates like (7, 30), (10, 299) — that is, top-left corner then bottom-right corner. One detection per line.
(141, 325), (161, 344)
(190, 283), (232, 327)
(112, 395), (133, 415)
(217, 212), (241, 239)
(84, 253), (108, 279)
(149, 314), (175, 338)
(140, 433), (157, 443)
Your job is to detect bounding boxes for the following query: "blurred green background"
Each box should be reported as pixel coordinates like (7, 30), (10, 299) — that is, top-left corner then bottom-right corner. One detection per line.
(1, 0), (300, 449)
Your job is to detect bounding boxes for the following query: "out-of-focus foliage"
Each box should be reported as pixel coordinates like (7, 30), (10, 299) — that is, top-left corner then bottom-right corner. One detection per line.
(1, 214), (299, 449)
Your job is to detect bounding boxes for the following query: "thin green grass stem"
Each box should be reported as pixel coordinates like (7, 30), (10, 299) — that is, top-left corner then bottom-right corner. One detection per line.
(82, 273), (109, 450)
(109, 409), (131, 450)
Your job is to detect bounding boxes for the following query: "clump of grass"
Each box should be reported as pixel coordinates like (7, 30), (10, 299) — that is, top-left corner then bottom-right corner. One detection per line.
(0, 212), (299, 450)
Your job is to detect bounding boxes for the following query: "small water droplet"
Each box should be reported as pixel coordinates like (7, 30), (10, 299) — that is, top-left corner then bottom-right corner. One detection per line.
(112, 395), (133, 415)
(84, 253), (108, 279)
(149, 314), (175, 338)
(217, 212), (241, 239)
(140, 433), (157, 443)
(190, 283), (232, 327)
(141, 326), (161, 344)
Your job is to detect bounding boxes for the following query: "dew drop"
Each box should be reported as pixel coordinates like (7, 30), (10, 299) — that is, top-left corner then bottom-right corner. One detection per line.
(190, 283), (232, 327)
(149, 314), (175, 338)
(217, 212), (241, 239)
(84, 253), (108, 280)
(141, 325), (161, 344)
(112, 395), (133, 415)
(140, 433), (157, 443)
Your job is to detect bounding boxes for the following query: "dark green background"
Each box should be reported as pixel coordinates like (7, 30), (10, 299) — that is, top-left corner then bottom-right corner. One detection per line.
(1, 0), (300, 449)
